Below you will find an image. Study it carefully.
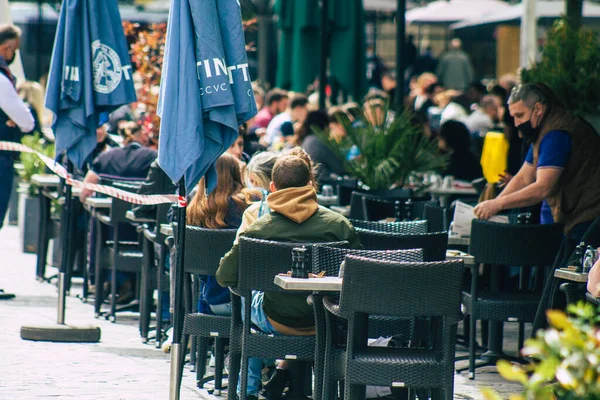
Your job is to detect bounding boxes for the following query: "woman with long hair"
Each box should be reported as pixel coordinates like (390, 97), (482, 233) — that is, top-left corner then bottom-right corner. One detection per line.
(187, 153), (255, 315)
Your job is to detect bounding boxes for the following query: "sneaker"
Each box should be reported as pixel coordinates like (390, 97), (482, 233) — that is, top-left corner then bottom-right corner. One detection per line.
(260, 368), (290, 400)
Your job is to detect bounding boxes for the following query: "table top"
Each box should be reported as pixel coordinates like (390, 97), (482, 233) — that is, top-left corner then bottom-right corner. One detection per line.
(317, 194), (338, 206)
(160, 224), (173, 236)
(274, 275), (342, 292)
(448, 233), (470, 247)
(446, 250), (475, 266)
(31, 174), (60, 188)
(85, 197), (112, 209)
(125, 210), (155, 223)
(427, 186), (477, 196)
(554, 268), (588, 283)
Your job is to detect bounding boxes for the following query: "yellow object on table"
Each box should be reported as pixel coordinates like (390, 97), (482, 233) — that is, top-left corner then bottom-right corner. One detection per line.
(480, 131), (509, 184)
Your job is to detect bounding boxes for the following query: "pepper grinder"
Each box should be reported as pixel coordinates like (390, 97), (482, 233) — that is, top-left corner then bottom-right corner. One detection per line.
(291, 247), (309, 279)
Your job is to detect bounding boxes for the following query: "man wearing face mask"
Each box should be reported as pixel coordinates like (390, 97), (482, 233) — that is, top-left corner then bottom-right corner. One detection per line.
(0, 24), (34, 299)
(475, 83), (600, 239)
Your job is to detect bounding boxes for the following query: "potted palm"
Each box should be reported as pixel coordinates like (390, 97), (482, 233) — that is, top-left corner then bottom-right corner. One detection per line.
(521, 18), (600, 130)
(314, 107), (447, 192)
(17, 134), (54, 253)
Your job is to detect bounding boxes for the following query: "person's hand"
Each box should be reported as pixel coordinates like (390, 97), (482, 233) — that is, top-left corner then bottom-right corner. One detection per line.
(498, 172), (514, 188)
(6, 120), (16, 128)
(474, 200), (502, 220)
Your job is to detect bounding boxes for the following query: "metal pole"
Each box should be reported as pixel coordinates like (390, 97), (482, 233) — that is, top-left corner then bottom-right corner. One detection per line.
(520, 0), (537, 68)
(37, 0), (43, 79)
(169, 179), (187, 400)
(395, 0), (406, 110)
(57, 157), (73, 325)
(318, 0), (328, 111)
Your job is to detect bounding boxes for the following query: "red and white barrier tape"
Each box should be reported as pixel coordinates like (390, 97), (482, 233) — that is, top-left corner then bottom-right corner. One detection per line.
(0, 141), (178, 205)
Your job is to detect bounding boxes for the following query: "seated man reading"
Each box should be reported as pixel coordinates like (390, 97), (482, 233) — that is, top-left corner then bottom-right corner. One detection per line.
(216, 155), (360, 399)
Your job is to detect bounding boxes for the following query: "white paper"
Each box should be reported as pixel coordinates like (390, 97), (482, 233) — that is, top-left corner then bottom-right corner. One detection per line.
(452, 201), (509, 237)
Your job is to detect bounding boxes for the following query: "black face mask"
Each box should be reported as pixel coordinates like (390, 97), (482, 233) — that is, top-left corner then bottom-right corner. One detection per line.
(517, 111), (540, 143)
(6, 54), (15, 65)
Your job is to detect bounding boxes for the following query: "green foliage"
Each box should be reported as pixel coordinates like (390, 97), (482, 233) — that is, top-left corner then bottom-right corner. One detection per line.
(521, 19), (600, 117)
(313, 107), (447, 191)
(483, 302), (600, 400)
(19, 134), (54, 197)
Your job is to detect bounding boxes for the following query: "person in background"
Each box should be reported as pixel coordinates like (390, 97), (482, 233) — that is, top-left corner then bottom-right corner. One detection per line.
(366, 43), (386, 90)
(227, 125), (250, 165)
(17, 81), (44, 133)
(466, 81), (487, 109)
(265, 94), (309, 147)
(404, 35), (418, 72)
(410, 72), (438, 118)
(217, 155), (361, 400)
(381, 72), (397, 105)
(436, 38), (474, 92)
(412, 45), (437, 78)
(0, 24), (34, 300)
(436, 90), (469, 124)
(187, 153), (255, 316)
(298, 110), (346, 184)
(498, 73), (518, 93)
(466, 95), (502, 138)
(252, 88), (289, 130)
(438, 120), (483, 182)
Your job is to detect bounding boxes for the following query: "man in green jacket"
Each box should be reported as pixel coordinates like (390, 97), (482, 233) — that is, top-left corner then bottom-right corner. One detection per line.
(217, 155), (360, 399)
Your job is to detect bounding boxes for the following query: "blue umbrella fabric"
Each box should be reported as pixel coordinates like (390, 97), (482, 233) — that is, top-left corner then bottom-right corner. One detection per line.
(158, 0), (257, 193)
(45, 0), (136, 169)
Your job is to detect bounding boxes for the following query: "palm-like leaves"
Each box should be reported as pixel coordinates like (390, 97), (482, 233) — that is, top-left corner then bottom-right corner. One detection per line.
(314, 107), (447, 190)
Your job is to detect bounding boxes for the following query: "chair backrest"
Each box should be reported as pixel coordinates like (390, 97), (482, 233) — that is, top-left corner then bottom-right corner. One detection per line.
(339, 256), (463, 319)
(349, 219), (428, 235)
(237, 237), (348, 293)
(349, 190), (414, 221)
(356, 229), (449, 261)
(183, 226), (237, 275)
(313, 246), (424, 276)
(470, 220), (564, 266)
(424, 203), (446, 233)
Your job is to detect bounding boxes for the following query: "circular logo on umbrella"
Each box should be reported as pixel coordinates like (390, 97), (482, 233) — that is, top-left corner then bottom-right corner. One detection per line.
(92, 40), (122, 94)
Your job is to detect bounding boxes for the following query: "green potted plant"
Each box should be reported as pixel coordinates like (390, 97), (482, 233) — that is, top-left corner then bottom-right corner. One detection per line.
(17, 133), (54, 253)
(314, 107), (447, 191)
(521, 18), (600, 127)
(482, 302), (600, 400)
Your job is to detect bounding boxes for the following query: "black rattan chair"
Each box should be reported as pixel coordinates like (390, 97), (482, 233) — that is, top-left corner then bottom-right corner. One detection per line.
(323, 256), (464, 399)
(356, 229), (448, 262)
(460, 220), (563, 380)
(586, 291), (600, 306)
(176, 226), (238, 396)
(349, 219), (428, 235)
(311, 246), (424, 399)
(229, 237), (348, 400)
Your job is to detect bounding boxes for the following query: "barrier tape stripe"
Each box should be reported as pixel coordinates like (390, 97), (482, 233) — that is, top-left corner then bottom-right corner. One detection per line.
(0, 141), (178, 205)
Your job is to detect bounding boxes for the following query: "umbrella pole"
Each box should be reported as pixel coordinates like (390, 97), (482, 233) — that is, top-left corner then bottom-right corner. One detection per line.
(57, 157), (75, 325)
(169, 179), (187, 400)
(20, 155), (100, 343)
(318, 0), (328, 110)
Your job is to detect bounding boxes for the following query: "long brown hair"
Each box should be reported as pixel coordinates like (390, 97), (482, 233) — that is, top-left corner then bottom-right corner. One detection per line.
(187, 153), (252, 229)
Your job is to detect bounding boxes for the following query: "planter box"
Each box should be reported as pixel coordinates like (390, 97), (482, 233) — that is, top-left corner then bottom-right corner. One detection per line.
(18, 189), (40, 254)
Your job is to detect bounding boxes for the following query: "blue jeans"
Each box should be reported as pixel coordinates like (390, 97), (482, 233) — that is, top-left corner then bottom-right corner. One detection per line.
(238, 291), (279, 396)
(0, 156), (14, 230)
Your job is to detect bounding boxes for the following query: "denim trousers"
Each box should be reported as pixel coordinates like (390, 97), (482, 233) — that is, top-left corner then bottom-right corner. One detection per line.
(238, 291), (279, 396)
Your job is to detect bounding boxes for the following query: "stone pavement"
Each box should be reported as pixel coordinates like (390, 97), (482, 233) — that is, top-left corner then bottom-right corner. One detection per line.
(0, 224), (522, 399)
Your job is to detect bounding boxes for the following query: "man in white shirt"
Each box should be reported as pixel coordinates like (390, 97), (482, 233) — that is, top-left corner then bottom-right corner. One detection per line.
(264, 95), (309, 147)
(0, 24), (34, 299)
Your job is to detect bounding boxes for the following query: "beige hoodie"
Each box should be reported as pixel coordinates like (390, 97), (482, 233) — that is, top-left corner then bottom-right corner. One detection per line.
(267, 186), (319, 224)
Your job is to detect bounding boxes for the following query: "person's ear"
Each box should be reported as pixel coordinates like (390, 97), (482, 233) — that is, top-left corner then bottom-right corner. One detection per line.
(269, 181), (277, 193)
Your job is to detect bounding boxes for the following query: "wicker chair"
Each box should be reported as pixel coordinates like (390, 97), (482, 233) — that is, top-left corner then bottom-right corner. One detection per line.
(586, 292), (600, 306)
(461, 220), (563, 380)
(349, 219), (428, 235)
(323, 256), (464, 399)
(356, 228), (449, 262)
(229, 237), (348, 400)
(424, 203), (448, 233)
(311, 246), (424, 399)
(174, 226), (238, 396)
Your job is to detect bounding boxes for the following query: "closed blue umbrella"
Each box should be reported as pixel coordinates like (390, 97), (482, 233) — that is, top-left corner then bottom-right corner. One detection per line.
(158, 0), (257, 194)
(157, 1), (256, 398)
(45, 0), (136, 169)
